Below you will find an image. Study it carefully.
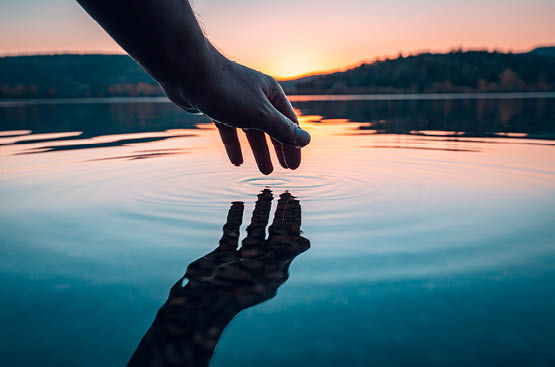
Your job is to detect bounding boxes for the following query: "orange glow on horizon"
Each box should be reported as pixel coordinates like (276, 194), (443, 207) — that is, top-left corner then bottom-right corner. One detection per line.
(1, 0), (555, 79)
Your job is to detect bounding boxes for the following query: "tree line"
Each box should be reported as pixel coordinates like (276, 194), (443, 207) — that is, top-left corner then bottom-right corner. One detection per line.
(0, 47), (553, 98)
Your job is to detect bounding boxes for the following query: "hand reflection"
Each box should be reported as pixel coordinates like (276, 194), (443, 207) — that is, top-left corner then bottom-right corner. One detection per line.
(128, 189), (310, 367)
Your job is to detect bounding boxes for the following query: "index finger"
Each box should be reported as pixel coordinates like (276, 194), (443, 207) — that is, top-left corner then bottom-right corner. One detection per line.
(267, 85), (305, 169)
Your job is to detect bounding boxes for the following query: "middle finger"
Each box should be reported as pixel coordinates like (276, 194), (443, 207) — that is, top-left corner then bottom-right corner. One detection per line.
(244, 129), (273, 175)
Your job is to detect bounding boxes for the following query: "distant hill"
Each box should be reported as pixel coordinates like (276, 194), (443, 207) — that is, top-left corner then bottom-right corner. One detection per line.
(528, 46), (555, 57)
(0, 54), (161, 98)
(0, 47), (554, 98)
(285, 47), (555, 94)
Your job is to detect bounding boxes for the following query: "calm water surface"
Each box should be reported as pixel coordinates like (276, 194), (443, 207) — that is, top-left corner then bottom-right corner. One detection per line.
(1, 95), (555, 366)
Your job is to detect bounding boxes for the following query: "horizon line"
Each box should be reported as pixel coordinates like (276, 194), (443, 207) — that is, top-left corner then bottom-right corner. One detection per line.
(1, 43), (553, 81)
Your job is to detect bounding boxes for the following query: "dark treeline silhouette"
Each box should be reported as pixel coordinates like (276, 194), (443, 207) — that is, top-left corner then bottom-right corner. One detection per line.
(285, 47), (555, 94)
(0, 47), (554, 98)
(0, 54), (162, 98)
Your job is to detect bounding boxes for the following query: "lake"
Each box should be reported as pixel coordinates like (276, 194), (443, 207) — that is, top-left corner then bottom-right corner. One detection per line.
(1, 94), (554, 366)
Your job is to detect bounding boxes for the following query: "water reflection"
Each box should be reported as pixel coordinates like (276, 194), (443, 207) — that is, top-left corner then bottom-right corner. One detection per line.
(86, 149), (187, 161)
(128, 190), (310, 367)
(361, 145), (481, 152)
(14, 135), (194, 154)
(0, 98), (554, 366)
(1, 97), (554, 156)
(0, 101), (209, 136)
(294, 97), (555, 139)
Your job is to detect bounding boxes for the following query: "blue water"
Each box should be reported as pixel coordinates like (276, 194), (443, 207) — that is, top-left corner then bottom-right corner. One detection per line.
(1, 96), (554, 366)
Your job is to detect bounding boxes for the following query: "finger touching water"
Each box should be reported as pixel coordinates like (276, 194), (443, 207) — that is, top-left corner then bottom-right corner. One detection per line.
(244, 129), (274, 175)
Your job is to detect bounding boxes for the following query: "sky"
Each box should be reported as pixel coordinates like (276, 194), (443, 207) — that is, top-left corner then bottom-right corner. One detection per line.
(1, 0), (554, 79)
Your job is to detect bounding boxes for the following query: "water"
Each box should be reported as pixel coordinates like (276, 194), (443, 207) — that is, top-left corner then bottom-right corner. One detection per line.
(1, 95), (554, 366)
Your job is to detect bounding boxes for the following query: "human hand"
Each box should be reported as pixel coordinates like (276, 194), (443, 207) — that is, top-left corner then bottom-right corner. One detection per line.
(161, 44), (311, 174)
(181, 189), (309, 306)
(128, 190), (309, 367)
(76, 0), (309, 175)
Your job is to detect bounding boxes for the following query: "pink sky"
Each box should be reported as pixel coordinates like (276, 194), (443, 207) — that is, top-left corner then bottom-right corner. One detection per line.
(1, 0), (554, 78)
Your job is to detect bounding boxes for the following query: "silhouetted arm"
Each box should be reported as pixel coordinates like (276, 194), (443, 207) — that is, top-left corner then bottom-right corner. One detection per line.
(75, 0), (205, 89)
(77, 0), (311, 174)
(127, 289), (239, 367)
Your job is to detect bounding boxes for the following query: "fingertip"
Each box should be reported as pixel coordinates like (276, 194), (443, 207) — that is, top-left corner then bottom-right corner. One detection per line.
(283, 145), (301, 169)
(287, 162), (300, 170)
(294, 128), (311, 147)
(229, 154), (243, 166)
(227, 152), (243, 166)
(260, 165), (274, 175)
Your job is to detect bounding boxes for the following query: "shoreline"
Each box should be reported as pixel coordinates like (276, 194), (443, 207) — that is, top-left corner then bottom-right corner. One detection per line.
(1, 91), (555, 107)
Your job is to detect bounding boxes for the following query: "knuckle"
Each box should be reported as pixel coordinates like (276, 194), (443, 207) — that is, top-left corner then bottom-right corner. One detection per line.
(263, 74), (281, 95)
(265, 74), (278, 87)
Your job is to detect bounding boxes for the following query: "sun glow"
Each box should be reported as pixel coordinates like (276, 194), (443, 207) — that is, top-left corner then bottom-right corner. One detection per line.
(265, 53), (321, 80)
(1, 0), (555, 80)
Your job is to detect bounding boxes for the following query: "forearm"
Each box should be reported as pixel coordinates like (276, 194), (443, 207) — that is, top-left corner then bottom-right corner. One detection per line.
(128, 294), (238, 367)
(76, 0), (209, 85)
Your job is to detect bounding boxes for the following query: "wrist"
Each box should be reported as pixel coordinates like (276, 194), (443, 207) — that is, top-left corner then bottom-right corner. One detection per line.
(147, 34), (211, 86)
(158, 41), (232, 107)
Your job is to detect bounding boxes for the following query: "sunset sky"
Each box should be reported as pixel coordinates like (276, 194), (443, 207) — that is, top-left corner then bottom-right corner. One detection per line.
(1, 0), (554, 78)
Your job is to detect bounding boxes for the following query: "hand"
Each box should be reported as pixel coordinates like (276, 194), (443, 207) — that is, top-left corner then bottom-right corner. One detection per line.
(76, 0), (310, 175)
(182, 189), (310, 306)
(162, 44), (311, 174)
(128, 190), (310, 367)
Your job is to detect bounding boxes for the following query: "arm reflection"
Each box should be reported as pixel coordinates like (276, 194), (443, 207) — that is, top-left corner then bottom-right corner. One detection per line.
(128, 189), (310, 367)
